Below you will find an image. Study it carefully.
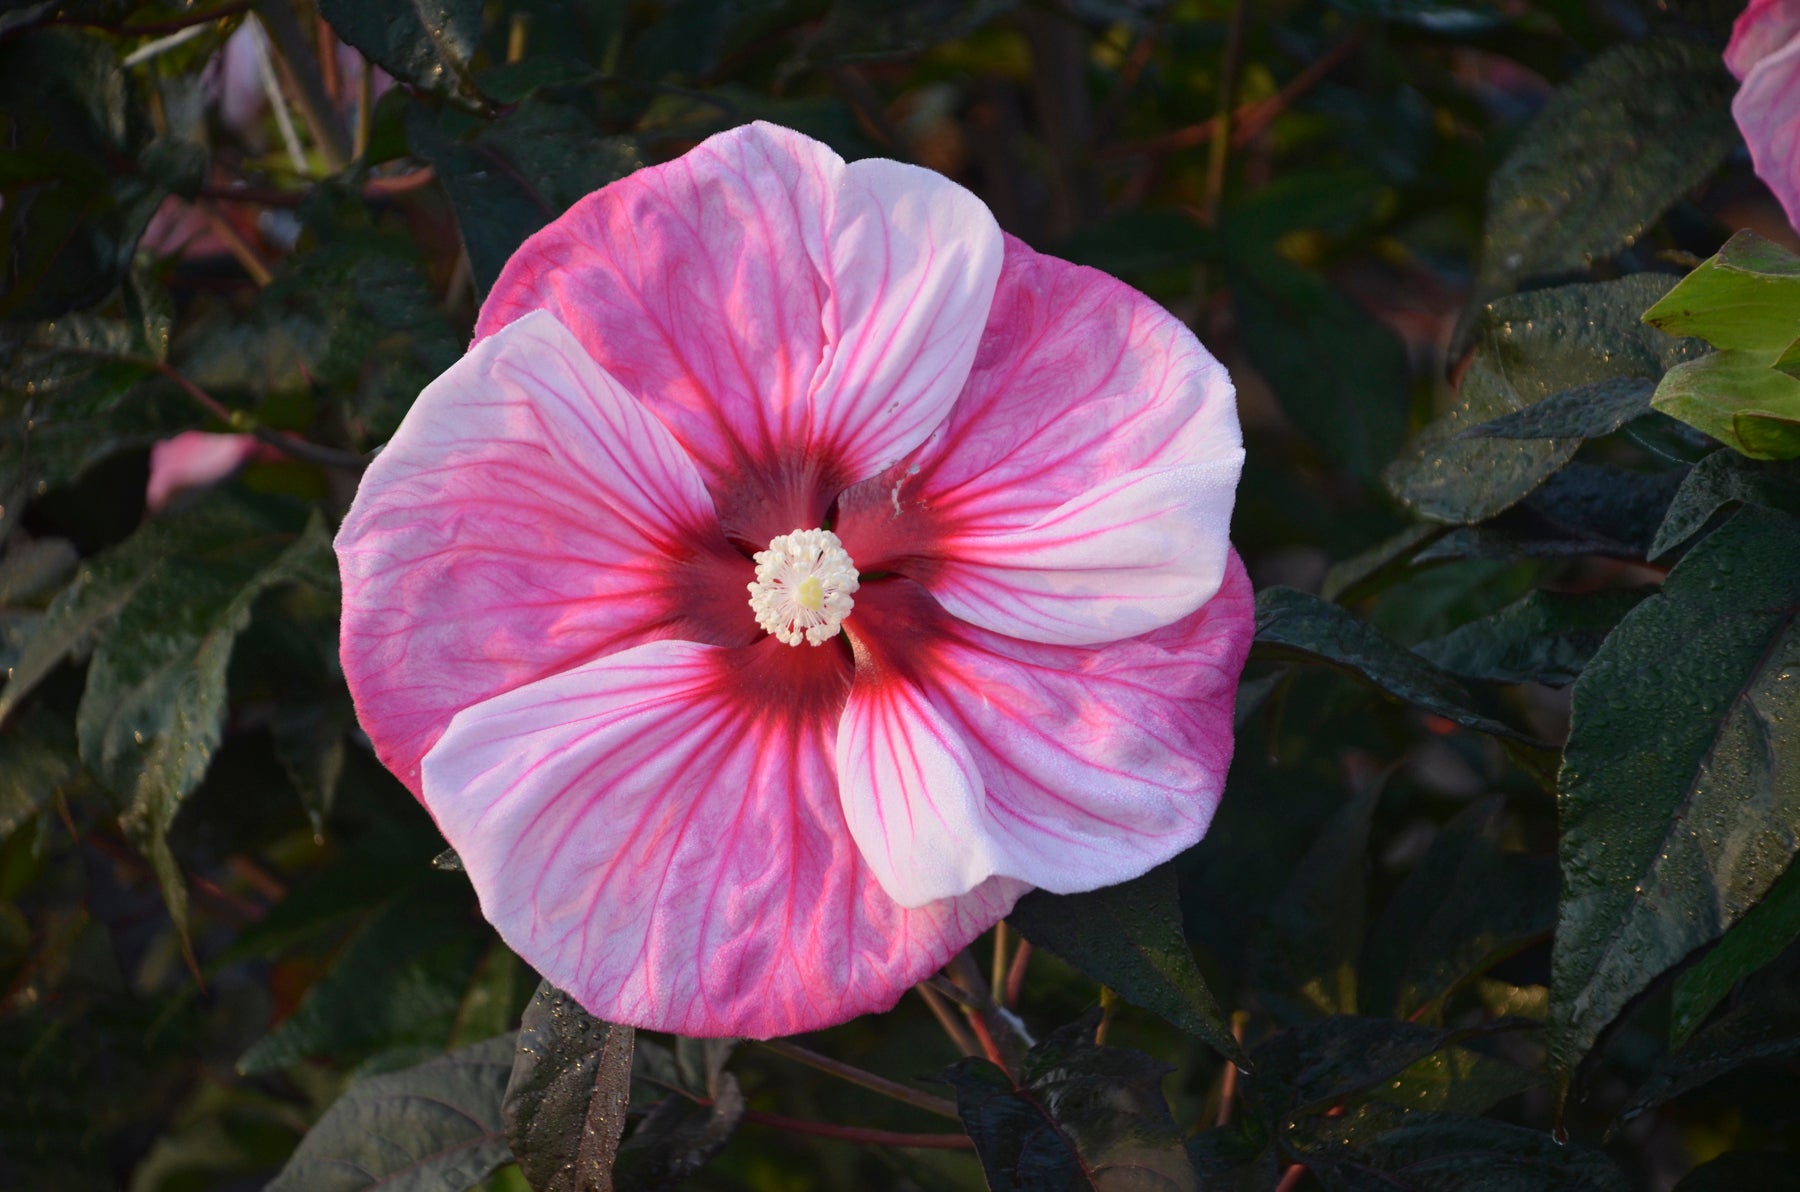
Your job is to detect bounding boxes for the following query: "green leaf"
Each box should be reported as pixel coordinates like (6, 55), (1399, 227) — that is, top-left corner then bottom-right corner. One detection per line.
(266, 1035), (515, 1192)
(1365, 1047), (1540, 1116)
(76, 510), (334, 939)
(941, 1014), (1194, 1192)
(1455, 376), (1657, 441)
(1642, 230), (1800, 352)
(1361, 799), (1556, 1019)
(270, 699), (350, 840)
(1651, 450), (1800, 559)
(1412, 588), (1651, 687)
(1552, 506), (1800, 1099)
(1227, 252), (1410, 484)
(1007, 864), (1243, 1065)
(1619, 973), (1800, 1126)
(407, 99), (642, 297)
(503, 981), (635, 1192)
(0, 705), (79, 840)
(1321, 524), (1447, 603)
(318, 0), (484, 108)
(237, 878), (490, 1074)
(1651, 349), (1800, 461)
(1252, 587), (1537, 743)
(1389, 275), (1701, 524)
(1288, 1104), (1629, 1191)
(612, 1052), (743, 1191)
(1414, 463), (1683, 564)
(1670, 857), (1800, 1045)
(1472, 37), (1735, 307)
(1674, 1153), (1800, 1191)
(1248, 779), (1382, 1023)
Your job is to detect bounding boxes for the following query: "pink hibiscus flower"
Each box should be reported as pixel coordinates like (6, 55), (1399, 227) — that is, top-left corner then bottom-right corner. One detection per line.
(146, 431), (264, 512)
(1728, 0), (1800, 231)
(335, 122), (1252, 1038)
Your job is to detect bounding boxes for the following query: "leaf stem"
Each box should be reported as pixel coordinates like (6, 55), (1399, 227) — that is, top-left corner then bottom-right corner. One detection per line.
(1005, 938), (1032, 1007)
(757, 1040), (961, 1121)
(915, 981), (982, 1058)
(991, 920), (1011, 1005)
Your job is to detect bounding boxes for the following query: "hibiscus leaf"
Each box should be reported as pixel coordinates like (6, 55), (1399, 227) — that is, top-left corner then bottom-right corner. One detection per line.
(1641, 230), (1800, 354)
(1650, 348), (1800, 461)
(0, 705), (79, 841)
(1411, 588), (1652, 687)
(1363, 1047), (1541, 1116)
(1469, 37), (1735, 319)
(1413, 463), (1684, 565)
(406, 98), (641, 297)
(318, 0), (485, 109)
(612, 1071), (745, 1192)
(264, 1034), (516, 1192)
(503, 980), (635, 1192)
(1360, 798), (1556, 1020)
(1390, 276), (1701, 524)
(1618, 964), (1800, 1128)
(1669, 857), (1800, 1046)
(941, 1013), (1192, 1192)
(1455, 376), (1657, 441)
(1551, 505), (1800, 1102)
(237, 875), (489, 1074)
(1674, 1152), (1800, 1190)
(1251, 587), (1538, 743)
(1007, 863), (1245, 1065)
(1651, 450), (1800, 559)
(1286, 1104), (1629, 1191)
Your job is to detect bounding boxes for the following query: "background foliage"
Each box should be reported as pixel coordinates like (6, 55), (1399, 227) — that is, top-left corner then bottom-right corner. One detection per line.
(3, 0), (1798, 1188)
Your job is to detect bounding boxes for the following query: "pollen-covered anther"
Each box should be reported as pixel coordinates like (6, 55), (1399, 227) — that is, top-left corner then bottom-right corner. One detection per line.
(747, 528), (860, 646)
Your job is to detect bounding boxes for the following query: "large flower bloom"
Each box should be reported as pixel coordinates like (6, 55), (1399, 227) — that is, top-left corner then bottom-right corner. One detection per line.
(336, 122), (1251, 1038)
(1729, 0), (1800, 231)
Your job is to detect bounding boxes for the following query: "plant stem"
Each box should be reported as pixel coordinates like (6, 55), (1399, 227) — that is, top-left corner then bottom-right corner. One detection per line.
(1006, 939), (1032, 1007)
(1201, 0), (1248, 226)
(991, 921), (1011, 1005)
(253, 0), (352, 170)
(757, 1040), (961, 1121)
(916, 981), (982, 1058)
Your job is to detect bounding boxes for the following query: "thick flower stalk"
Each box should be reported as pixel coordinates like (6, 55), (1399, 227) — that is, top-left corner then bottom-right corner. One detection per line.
(336, 122), (1252, 1038)
(1728, 0), (1800, 232)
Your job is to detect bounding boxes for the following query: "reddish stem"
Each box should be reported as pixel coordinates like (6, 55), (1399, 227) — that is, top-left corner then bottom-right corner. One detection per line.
(736, 1109), (974, 1150)
(1005, 939), (1032, 1007)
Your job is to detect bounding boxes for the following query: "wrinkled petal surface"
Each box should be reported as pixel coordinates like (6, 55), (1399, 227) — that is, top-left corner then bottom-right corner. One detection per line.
(337, 311), (749, 794)
(839, 552), (1253, 902)
(836, 236), (1242, 646)
(476, 121), (1002, 544)
(1732, 9), (1800, 233)
(1728, 0), (1800, 80)
(423, 637), (1024, 1037)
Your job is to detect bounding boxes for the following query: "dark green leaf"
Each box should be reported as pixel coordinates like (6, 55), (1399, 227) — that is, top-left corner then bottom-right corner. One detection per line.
(504, 981), (635, 1192)
(612, 1073), (744, 1192)
(317, 0), (484, 107)
(237, 878), (489, 1073)
(1390, 276), (1699, 524)
(1412, 588), (1651, 687)
(1365, 1047), (1540, 1115)
(1670, 857), (1800, 1045)
(77, 511), (334, 938)
(266, 1035), (515, 1192)
(790, 0), (1014, 67)
(0, 705), (78, 839)
(1252, 587), (1537, 743)
(270, 699), (351, 839)
(1552, 506), (1800, 1098)
(1249, 778), (1381, 1022)
(1288, 1104), (1628, 1191)
(1414, 463), (1683, 564)
(1456, 376), (1656, 441)
(1361, 799), (1556, 1018)
(1472, 37), (1735, 307)
(407, 99), (641, 297)
(941, 1014), (1194, 1192)
(1321, 524), (1447, 603)
(1620, 975), (1800, 1124)
(1228, 252), (1410, 484)
(1007, 863), (1244, 1064)
(1651, 450), (1800, 558)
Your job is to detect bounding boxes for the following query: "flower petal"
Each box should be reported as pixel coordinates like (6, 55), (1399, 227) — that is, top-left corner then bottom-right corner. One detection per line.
(146, 431), (260, 511)
(844, 553), (1253, 897)
(336, 311), (750, 796)
(423, 637), (1024, 1037)
(1733, 29), (1800, 232)
(474, 121), (1002, 543)
(1727, 0), (1800, 81)
(836, 235), (1242, 646)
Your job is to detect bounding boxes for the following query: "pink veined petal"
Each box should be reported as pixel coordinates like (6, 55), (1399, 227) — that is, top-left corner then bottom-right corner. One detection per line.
(1727, 0), (1800, 80)
(835, 234), (1243, 647)
(336, 311), (751, 797)
(146, 431), (260, 511)
(1733, 29), (1800, 233)
(422, 637), (1025, 1038)
(842, 553), (1253, 898)
(474, 121), (1002, 544)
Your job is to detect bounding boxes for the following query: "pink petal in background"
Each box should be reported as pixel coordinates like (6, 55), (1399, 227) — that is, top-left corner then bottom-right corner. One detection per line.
(146, 432), (262, 512)
(336, 311), (749, 796)
(836, 235), (1243, 646)
(423, 637), (1025, 1037)
(1728, 0), (1800, 232)
(475, 121), (1003, 545)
